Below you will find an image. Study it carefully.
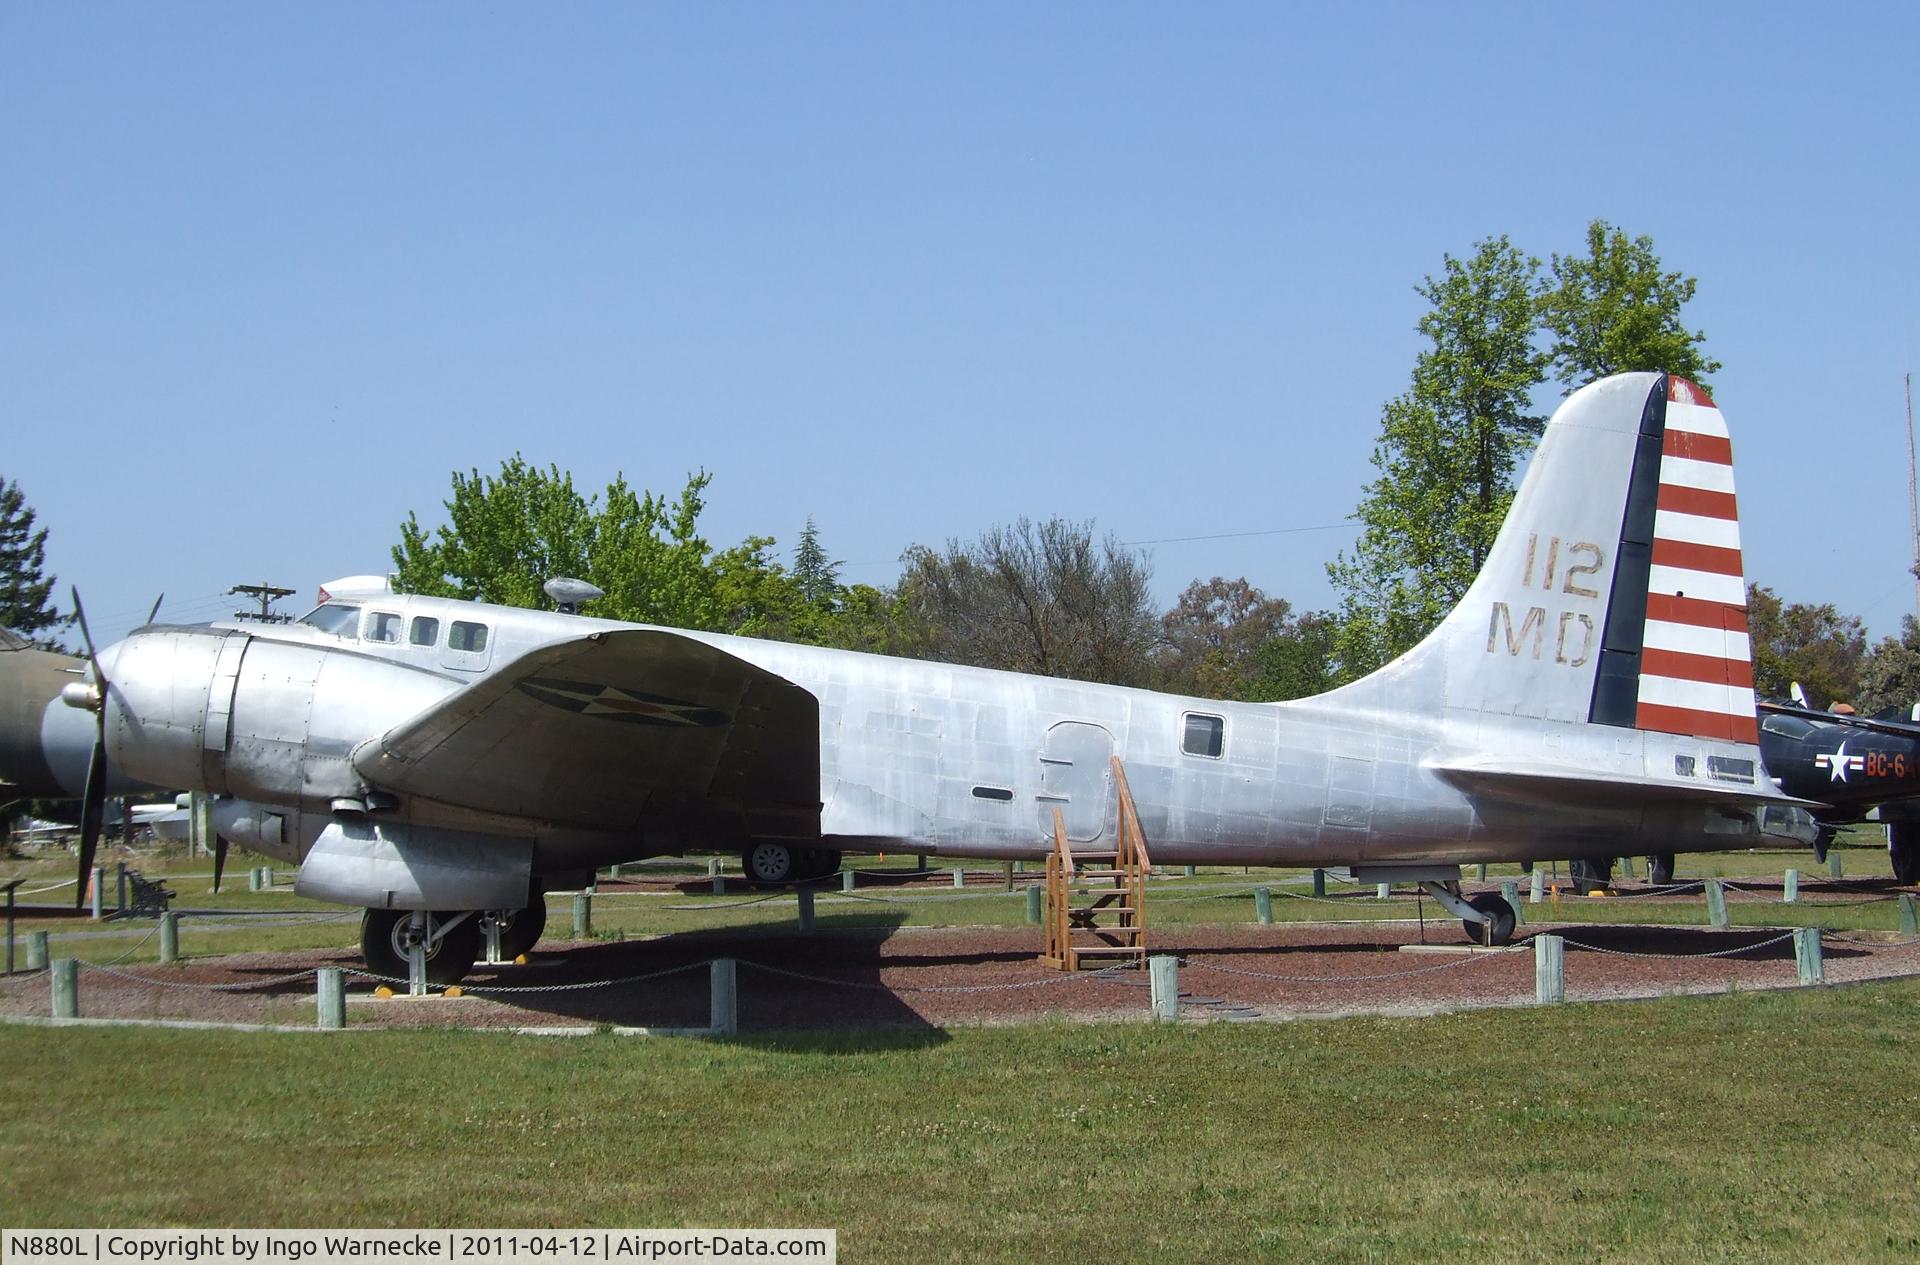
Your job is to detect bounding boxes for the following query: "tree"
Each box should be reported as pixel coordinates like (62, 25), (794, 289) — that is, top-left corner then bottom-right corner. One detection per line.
(1745, 584), (1867, 707)
(1857, 616), (1920, 718)
(1328, 235), (1548, 676)
(1247, 610), (1340, 702)
(0, 476), (63, 644)
(896, 517), (1157, 686)
(1539, 219), (1720, 391)
(394, 458), (796, 633)
(1157, 577), (1296, 698)
(792, 517), (841, 607)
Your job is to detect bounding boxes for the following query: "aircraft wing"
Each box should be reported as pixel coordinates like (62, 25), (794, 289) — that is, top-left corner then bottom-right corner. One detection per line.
(1426, 756), (1824, 810)
(1757, 700), (1920, 741)
(354, 630), (821, 838)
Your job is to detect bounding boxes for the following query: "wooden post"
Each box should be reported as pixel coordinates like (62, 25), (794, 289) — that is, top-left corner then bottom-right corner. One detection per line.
(711, 872), (726, 896)
(1311, 869), (1326, 898)
(50, 958), (77, 1018)
(1025, 885), (1042, 924)
(1794, 927), (1824, 985)
(1706, 879), (1728, 928)
(1828, 851), (1843, 879)
(1501, 880), (1523, 925)
(916, 854), (929, 872)
(572, 891), (592, 937)
(608, 863), (621, 880)
(842, 870), (856, 893)
(1183, 864), (1197, 878)
(710, 958), (738, 1036)
(262, 867), (274, 889)
(159, 912), (179, 964)
(1003, 862), (1014, 891)
(796, 887), (815, 932)
(1530, 870), (1545, 904)
(952, 868), (965, 889)
(1619, 855), (1635, 880)
(27, 930), (49, 971)
(1254, 887), (1273, 924)
(90, 866), (103, 920)
(1476, 863), (1488, 880)
(316, 967), (345, 1030)
(1534, 934), (1565, 1003)
(1901, 893), (1919, 935)
(248, 866), (262, 893)
(1783, 869), (1799, 903)
(706, 857), (720, 879)
(1376, 882), (1390, 900)
(1149, 954), (1180, 1021)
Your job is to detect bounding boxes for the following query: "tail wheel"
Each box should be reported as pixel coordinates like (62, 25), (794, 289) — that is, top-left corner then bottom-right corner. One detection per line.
(360, 909), (481, 986)
(1647, 853), (1677, 886)
(1461, 892), (1517, 947)
(1892, 825), (1920, 885)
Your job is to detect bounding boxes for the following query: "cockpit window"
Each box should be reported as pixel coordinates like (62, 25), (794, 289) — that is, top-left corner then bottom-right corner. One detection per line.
(409, 616), (440, 647)
(299, 604), (361, 638)
(1760, 714), (1815, 740)
(449, 620), (489, 653)
(366, 611), (402, 644)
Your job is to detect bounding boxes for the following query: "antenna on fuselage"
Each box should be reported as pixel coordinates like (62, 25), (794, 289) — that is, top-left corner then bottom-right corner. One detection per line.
(543, 577), (604, 616)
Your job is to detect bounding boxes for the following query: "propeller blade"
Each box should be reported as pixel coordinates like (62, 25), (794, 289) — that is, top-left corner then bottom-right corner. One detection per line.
(211, 833), (229, 894)
(69, 586), (99, 664)
(145, 593), (165, 625)
(74, 740), (107, 910)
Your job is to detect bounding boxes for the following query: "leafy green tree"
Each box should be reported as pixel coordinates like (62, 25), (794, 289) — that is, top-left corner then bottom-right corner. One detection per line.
(1247, 610), (1340, 701)
(394, 459), (794, 633)
(1328, 235), (1548, 676)
(1745, 584), (1866, 707)
(1539, 219), (1720, 390)
(0, 476), (64, 644)
(1857, 616), (1920, 718)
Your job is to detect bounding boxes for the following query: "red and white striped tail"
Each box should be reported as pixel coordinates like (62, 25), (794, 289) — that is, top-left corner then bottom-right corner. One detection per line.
(1636, 378), (1758, 743)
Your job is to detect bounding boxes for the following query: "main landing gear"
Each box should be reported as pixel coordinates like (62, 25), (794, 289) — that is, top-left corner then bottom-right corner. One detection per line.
(1892, 824), (1920, 885)
(1646, 853), (1677, 886)
(360, 901), (549, 984)
(741, 842), (843, 886)
(1407, 879), (1518, 946)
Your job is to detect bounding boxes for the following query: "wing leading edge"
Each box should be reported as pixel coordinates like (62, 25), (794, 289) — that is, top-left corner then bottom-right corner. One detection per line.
(354, 629), (821, 839)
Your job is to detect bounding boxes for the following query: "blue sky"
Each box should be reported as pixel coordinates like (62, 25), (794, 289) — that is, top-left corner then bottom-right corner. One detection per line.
(4, 4), (1916, 645)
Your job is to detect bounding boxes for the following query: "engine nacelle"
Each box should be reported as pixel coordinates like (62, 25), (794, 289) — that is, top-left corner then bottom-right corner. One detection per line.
(294, 818), (534, 911)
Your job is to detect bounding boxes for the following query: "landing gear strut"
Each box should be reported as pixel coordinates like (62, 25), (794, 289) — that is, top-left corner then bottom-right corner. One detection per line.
(360, 909), (480, 985)
(1892, 824), (1920, 885)
(1417, 881), (1518, 947)
(1646, 853), (1677, 886)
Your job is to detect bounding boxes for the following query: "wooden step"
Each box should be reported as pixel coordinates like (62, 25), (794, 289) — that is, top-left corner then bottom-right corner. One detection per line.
(1070, 944), (1145, 956)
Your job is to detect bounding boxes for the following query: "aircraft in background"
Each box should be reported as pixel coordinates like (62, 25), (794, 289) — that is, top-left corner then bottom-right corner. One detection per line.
(0, 628), (158, 803)
(6, 373), (1819, 982)
(1757, 696), (1920, 883)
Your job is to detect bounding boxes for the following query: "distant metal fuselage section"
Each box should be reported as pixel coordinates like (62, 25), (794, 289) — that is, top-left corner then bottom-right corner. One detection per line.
(19, 374), (1817, 977)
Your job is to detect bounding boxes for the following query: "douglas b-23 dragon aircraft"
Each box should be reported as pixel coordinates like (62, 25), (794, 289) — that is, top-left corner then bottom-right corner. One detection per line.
(14, 372), (1814, 982)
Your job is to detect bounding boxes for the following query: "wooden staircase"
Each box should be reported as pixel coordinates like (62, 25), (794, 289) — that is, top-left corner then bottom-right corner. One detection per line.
(1041, 757), (1150, 970)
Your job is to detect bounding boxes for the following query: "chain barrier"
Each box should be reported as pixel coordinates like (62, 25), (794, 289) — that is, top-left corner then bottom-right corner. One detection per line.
(738, 957), (1138, 995)
(16, 878), (79, 896)
(79, 923), (163, 967)
(341, 960), (710, 995)
(663, 893), (789, 912)
(79, 962), (319, 991)
(1557, 930), (1799, 960)
(1182, 950), (1510, 984)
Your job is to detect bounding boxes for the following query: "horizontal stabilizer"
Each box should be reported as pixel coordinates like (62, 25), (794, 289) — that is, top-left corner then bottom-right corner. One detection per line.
(1426, 755), (1821, 810)
(1758, 701), (1920, 741)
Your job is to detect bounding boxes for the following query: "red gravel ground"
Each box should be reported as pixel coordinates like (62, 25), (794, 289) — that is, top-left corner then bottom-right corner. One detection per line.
(4, 917), (1918, 1033)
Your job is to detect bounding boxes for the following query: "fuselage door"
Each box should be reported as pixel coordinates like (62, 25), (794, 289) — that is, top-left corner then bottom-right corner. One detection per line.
(1036, 721), (1114, 843)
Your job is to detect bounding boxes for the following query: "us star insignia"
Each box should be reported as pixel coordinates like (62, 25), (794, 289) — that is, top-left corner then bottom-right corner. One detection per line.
(516, 678), (730, 727)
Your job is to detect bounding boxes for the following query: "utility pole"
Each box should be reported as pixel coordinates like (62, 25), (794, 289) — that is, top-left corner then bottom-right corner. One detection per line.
(1908, 372), (1917, 622)
(228, 582), (296, 624)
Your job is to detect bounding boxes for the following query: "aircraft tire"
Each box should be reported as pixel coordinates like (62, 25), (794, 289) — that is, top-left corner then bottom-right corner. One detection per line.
(795, 848), (843, 882)
(742, 841), (797, 886)
(1569, 857), (1613, 893)
(1647, 853), (1677, 886)
(1461, 893), (1516, 947)
(360, 909), (481, 986)
(496, 900), (547, 958)
(1892, 826), (1920, 886)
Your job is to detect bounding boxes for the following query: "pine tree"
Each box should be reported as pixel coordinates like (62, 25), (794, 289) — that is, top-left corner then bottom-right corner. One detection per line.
(792, 517), (841, 608)
(0, 476), (63, 641)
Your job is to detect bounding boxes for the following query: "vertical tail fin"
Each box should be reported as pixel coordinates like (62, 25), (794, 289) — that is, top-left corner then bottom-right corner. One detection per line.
(1335, 372), (1757, 745)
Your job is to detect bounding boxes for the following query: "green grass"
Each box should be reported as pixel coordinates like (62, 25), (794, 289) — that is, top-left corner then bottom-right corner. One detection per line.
(3, 983), (1919, 1262)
